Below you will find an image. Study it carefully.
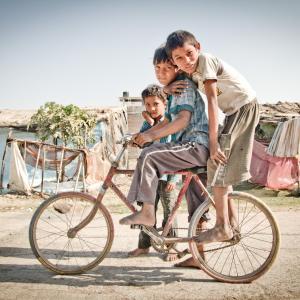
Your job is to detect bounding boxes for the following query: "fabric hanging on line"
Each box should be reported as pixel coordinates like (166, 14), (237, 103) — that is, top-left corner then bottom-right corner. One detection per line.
(250, 140), (298, 189)
(267, 118), (300, 157)
(8, 141), (31, 194)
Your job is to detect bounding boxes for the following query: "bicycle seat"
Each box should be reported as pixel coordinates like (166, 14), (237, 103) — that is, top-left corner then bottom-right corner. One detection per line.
(179, 166), (207, 174)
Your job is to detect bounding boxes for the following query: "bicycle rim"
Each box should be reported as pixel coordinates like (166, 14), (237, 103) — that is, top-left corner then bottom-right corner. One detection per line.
(29, 192), (114, 275)
(189, 191), (280, 283)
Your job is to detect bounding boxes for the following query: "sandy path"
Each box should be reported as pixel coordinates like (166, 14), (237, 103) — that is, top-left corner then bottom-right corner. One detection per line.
(0, 205), (300, 300)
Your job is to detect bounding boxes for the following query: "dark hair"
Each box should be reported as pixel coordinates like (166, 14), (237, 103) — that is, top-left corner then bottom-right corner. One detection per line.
(165, 30), (198, 57)
(153, 44), (172, 65)
(141, 84), (166, 103)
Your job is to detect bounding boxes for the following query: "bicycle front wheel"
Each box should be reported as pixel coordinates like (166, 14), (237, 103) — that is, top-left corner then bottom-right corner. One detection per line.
(189, 191), (280, 283)
(29, 192), (114, 275)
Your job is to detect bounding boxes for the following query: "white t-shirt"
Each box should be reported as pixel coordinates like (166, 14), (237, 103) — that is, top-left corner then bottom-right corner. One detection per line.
(192, 53), (256, 116)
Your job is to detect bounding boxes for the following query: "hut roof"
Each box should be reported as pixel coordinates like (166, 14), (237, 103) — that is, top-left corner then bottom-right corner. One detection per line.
(259, 101), (300, 124)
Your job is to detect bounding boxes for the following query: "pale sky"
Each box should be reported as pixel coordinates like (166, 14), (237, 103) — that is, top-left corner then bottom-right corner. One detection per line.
(0, 0), (299, 109)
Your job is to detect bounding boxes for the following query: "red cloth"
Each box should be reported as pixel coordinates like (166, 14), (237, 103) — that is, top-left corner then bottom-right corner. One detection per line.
(250, 140), (299, 189)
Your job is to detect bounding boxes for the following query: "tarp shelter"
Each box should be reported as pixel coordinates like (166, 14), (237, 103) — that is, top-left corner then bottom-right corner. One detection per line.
(0, 106), (128, 195)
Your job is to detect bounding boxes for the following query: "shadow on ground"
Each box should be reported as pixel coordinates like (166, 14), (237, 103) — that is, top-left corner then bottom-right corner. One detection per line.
(0, 247), (215, 286)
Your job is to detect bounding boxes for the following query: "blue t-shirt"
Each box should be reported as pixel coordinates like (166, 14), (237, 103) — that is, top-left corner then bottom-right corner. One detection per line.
(165, 74), (209, 148)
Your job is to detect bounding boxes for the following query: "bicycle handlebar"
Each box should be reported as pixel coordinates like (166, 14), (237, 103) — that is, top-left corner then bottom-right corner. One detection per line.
(116, 134), (153, 149)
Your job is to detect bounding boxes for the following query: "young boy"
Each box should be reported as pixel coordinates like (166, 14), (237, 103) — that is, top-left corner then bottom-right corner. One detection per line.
(128, 84), (179, 260)
(165, 30), (260, 243)
(119, 45), (210, 267)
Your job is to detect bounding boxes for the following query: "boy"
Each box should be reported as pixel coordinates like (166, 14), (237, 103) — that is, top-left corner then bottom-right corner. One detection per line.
(165, 30), (259, 243)
(128, 84), (179, 260)
(119, 45), (210, 268)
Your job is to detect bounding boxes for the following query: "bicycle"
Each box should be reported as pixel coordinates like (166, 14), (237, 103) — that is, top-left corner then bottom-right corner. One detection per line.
(29, 134), (280, 283)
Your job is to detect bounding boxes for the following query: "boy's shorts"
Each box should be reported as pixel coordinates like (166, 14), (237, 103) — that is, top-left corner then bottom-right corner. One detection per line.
(207, 99), (259, 187)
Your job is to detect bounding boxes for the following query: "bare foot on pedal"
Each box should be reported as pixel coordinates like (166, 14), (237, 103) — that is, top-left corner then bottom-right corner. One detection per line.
(119, 203), (155, 226)
(128, 247), (150, 257)
(174, 257), (200, 269)
(119, 211), (155, 226)
(194, 224), (233, 244)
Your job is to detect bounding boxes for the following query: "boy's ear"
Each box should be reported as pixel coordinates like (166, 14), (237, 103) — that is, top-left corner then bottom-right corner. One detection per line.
(195, 42), (201, 51)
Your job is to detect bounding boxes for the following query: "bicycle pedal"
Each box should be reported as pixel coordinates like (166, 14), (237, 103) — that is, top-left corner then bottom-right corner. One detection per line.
(130, 224), (143, 230)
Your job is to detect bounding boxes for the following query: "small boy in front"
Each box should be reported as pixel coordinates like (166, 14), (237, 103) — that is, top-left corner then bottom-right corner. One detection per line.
(165, 30), (259, 243)
(119, 45), (209, 243)
(128, 84), (179, 260)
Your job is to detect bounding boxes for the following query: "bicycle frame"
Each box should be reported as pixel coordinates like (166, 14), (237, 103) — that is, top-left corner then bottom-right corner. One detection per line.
(69, 136), (214, 245)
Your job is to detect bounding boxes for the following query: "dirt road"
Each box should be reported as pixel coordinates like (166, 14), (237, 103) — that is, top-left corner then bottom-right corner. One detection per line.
(0, 199), (300, 300)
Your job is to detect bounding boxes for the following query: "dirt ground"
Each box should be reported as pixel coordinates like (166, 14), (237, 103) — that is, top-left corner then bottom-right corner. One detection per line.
(0, 192), (300, 300)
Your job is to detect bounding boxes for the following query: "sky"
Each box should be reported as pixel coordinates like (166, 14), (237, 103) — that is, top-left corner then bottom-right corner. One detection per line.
(0, 0), (299, 109)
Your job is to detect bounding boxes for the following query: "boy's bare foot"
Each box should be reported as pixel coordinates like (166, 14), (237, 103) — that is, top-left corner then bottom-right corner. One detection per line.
(119, 203), (155, 226)
(193, 224), (233, 244)
(128, 247), (150, 257)
(119, 211), (155, 226)
(174, 257), (200, 269)
(163, 251), (179, 262)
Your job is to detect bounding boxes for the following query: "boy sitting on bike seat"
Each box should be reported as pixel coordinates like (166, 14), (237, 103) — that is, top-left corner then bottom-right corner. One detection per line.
(128, 84), (180, 260)
(120, 46), (209, 248)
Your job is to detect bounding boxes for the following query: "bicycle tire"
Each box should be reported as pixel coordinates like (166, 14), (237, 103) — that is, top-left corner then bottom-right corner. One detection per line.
(29, 192), (114, 275)
(188, 191), (280, 283)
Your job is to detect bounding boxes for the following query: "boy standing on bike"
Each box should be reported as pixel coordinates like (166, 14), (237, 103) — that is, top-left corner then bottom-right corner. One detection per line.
(120, 46), (209, 244)
(128, 84), (180, 261)
(165, 30), (260, 243)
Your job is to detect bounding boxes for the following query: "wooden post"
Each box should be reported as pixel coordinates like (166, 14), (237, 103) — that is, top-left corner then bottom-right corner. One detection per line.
(41, 146), (46, 195)
(0, 129), (13, 189)
(55, 148), (65, 194)
(74, 156), (82, 191)
(82, 153), (86, 193)
(23, 141), (27, 162)
(0, 142), (8, 189)
(31, 144), (41, 189)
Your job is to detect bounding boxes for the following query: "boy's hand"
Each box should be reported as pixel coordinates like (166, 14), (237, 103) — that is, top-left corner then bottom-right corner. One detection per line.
(210, 142), (227, 166)
(165, 182), (176, 192)
(129, 132), (140, 147)
(134, 132), (153, 147)
(142, 111), (155, 126)
(164, 80), (189, 95)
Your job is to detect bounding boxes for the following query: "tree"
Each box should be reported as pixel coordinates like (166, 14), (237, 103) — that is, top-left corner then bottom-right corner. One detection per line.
(29, 102), (97, 148)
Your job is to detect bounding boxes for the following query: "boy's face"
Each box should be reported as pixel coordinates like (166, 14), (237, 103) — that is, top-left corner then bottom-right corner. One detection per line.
(154, 61), (178, 86)
(171, 42), (200, 74)
(144, 96), (166, 119)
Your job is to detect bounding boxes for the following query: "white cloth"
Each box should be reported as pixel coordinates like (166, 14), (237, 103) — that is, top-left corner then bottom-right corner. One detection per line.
(192, 52), (256, 116)
(8, 142), (31, 194)
(267, 118), (300, 157)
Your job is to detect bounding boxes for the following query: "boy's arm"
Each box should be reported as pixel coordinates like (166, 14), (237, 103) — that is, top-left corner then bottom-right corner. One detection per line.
(131, 118), (168, 142)
(139, 120), (152, 133)
(134, 110), (191, 146)
(142, 111), (155, 126)
(204, 79), (227, 165)
(141, 117), (169, 134)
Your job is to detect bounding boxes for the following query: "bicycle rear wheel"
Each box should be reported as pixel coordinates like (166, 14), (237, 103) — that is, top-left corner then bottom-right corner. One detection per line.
(189, 191), (280, 283)
(29, 192), (114, 275)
